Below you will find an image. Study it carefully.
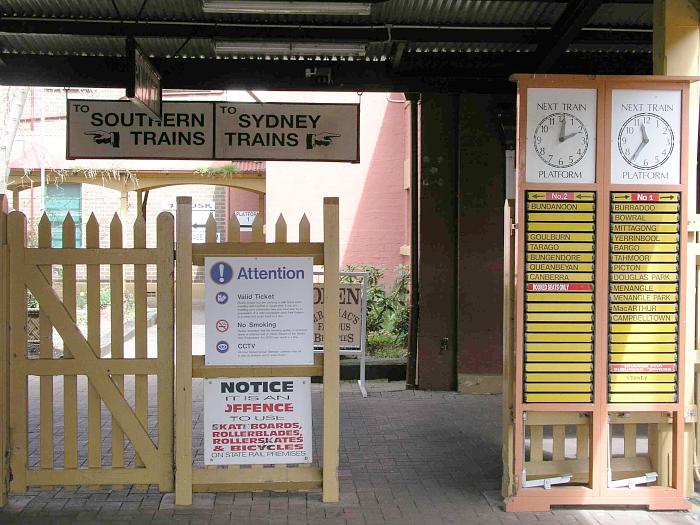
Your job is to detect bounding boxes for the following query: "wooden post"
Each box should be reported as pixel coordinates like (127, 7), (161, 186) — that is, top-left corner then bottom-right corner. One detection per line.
(38, 215), (53, 474)
(157, 211), (175, 492)
(110, 214), (125, 485)
(501, 199), (515, 497)
(133, 213), (147, 479)
(62, 213), (78, 482)
(175, 197), (193, 505)
(86, 214), (101, 479)
(8, 211), (27, 493)
(322, 197), (340, 502)
(0, 195), (8, 506)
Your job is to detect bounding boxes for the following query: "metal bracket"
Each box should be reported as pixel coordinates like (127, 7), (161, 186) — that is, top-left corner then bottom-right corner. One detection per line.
(522, 471), (572, 489)
(608, 469), (657, 489)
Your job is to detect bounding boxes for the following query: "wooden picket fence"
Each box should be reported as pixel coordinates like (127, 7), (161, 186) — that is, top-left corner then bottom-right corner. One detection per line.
(0, 193), (340, 505)
(173, 196), (340, 505)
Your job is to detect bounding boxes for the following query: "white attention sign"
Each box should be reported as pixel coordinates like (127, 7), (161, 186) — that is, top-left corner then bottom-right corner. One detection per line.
(67, 100), (214, 159)
(203, 377), (312, 465)
(204, 256), (314, 366)
(215, 102), (359, 162)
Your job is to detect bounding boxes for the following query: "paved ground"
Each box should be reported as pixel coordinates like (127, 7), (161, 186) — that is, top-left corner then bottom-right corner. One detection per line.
(1, 381), (700, 524)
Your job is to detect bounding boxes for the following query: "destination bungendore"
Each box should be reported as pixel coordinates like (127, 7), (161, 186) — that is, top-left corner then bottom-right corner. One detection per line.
(203, 377), (312, 465)
(205, 257), (313, 366)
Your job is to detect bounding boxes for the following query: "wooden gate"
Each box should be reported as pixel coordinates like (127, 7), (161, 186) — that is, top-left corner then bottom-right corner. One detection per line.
(3, 201), (175, 491)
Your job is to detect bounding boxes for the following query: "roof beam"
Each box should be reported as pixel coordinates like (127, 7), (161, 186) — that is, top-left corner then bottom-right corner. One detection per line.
(532, 0), (605, 72)
(0, 17), (650, 46)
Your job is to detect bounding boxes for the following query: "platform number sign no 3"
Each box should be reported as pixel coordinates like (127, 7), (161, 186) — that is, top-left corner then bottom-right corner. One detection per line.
(534, 112), (589, 168)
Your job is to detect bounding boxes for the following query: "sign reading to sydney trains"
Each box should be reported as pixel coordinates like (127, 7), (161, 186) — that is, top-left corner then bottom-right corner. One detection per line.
(67, 100), (360, 162)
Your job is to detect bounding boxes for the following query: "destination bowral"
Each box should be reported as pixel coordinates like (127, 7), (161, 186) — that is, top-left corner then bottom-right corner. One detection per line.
(507, 76), (694, 513)
(608, 192), (681, 402)
(522, 191), (596, 403)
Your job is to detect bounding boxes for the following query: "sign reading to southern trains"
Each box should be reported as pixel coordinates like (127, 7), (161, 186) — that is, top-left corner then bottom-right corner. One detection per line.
(608, 192), (680, 403)
(523, 191), (596, 403)
(66, 100), (360, 162)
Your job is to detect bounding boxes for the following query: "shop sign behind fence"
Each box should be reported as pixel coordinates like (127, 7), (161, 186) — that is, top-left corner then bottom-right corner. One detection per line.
(203, 377), (312, 465)
(313, 283), (362, 349)
(67, 99), (359, 162)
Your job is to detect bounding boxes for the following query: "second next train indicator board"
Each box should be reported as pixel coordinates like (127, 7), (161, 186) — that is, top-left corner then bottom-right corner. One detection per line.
(608, 192), (680, 403)
(524, 191), (596, 403)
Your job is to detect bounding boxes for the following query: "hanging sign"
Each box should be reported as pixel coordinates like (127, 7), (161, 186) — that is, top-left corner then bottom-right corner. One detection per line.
(126, 38), (162, 120)
(66, 100), (361, 162)
(313, 282), (362, 349)
(215, 102), (360, 162)
(204, 256), (314, 366)
(203, 377), (312, 465)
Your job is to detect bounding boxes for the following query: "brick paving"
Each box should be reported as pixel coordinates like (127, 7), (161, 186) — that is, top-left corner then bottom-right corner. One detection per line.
(1, 380), (700, 524)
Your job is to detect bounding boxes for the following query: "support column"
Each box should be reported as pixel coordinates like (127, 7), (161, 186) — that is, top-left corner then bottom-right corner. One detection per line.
(653, 0), (700, 496)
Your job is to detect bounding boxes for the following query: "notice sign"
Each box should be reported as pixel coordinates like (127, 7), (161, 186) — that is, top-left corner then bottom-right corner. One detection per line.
(205, 257), (313, 366)
(203, 377), (312, 465)
(67, 100), (213, 159)
(215, 102), (359, 162)
(313, 283), (362, 349)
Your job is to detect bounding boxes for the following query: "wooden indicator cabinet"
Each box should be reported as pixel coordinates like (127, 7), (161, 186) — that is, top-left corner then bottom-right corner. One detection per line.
(508, 75), (695, 512)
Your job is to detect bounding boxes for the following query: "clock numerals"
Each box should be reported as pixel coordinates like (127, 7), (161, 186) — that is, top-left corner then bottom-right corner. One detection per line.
(533, 112), (589, 168)
(617, 113), (674, 171)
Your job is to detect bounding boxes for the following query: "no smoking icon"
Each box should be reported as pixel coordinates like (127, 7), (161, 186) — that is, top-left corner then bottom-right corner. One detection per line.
(215, 319), (229, 333)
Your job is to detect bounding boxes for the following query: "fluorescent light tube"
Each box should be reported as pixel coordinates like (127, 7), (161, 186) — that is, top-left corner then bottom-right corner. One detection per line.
(202, 1), (373, 15)
(215, 41), (366, 56)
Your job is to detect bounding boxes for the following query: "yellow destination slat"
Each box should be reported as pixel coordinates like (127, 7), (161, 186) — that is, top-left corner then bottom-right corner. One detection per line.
(609, 283), (678, 293)
(609, 393), (676, 403)
(610, 273), (678, 283)
(525, 363), (593, 372)
(527, 233), (596, 243)
(526, 342), (592, 352)
(609, 303), (678, 313)
(609, 373), (676, 383)
(611, 223), (679, 233)
(528, 202), (595, 212)
(527, 272), (594, 282)
(527, 293), (594, 302)
(527, 222), (594, 232)
(610, 293), (678, 303)
(527, 191), (595, 201)
(611, 233), (679, 243)
(527, 263), (594, 272)
(609, 353), (677, 363)
(610, 243), (678, 253)
(610, 263), (678, 273)
(526, 373), (593, 382)
(611, 193), (679, 202)
(527, 252), (595, 262)
(526, 333), (593, 343)
(611, 203), (680, 213)
(527, 303), (593, 312)
(526, 323), (593, 333)
(525, 383), (592, 393)
(611, 213), (679, 223)
(525, 393), (592, 403)
(527, 243), (595, 252)
(610, 253), (678, 263)
(609, 313), (678, 323)
(610, 324), (676, 333)
(527, 313), (593, 322)
(609, 343), (677, 353)
(609, 383), (676, 393)
(528, 212), (595, 222)
(526, 353), (592, 362)
(609, 333), (677, 343)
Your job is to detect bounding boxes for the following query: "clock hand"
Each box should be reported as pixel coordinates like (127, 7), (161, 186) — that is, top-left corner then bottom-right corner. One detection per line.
(630, 138), (648, 161)
(560, 131), (580, 142)
(558, 117), (566, 142)
(641, 123), (649, 144)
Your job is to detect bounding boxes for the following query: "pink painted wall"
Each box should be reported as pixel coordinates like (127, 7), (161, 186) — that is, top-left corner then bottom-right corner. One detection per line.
(261, 91), (408, 282)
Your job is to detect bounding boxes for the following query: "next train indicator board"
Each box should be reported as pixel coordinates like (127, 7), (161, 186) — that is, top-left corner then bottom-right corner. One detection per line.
(608, 192), (681, 403)
(523, 191), (596, 403)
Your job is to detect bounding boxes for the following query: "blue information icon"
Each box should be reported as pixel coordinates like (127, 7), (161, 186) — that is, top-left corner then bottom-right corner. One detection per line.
(216, 340), (230, 354)
(215, 292), (229, 304)
(210, 262), (233, 285)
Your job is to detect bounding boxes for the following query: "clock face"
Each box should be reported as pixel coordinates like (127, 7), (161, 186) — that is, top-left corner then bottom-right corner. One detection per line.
(526, 88), (597, 184)
(610, 89), (681, 185)
(617, 113), (674, 170)
(533, 112), (589, 168)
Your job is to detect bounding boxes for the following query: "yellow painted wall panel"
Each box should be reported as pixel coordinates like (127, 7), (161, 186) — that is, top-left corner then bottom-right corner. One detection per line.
(609, 303), (677, 313)
(609, 353), (677, 363)
(526, 353), (593, 362)
(527, 272), (594, 282)
(609, 343), (677, 353)
(610, 263), (678, 273)
(611, 213), (679, 223)
(610, 243), (678, 253)
(528, 202), (595, 212)
(526, 323), (593, 333)
(611, 203), (679, 213)
(527, 303), (594, 312)
(609, 383), (676, 393)
(526, 373), (593, 382)
(525, 383), (592, 392)
(527, 222), (594, 232)
(609, 283), (678, 293)
(528, 212), (595, 222)
(525, 363), (593, 372)
(527, 262), (594, 272)
(610, 253), (678, 263)
(609, 393), (676, 403)
(609, 324), (677, 333)
(609, 273), (678, 283)
(609, 333), (677, 343)
(527, 293), (594, 302)
(611, 223), (679, 233)
(527, 233), (595, 243)
(525, 393), (592, 403)
(527, 243), (595, 252)
(609, 373), (676, 383)
(526, 342), (592, 352)
(526, 333), (593, 342)
(610, 293), (679, 302)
